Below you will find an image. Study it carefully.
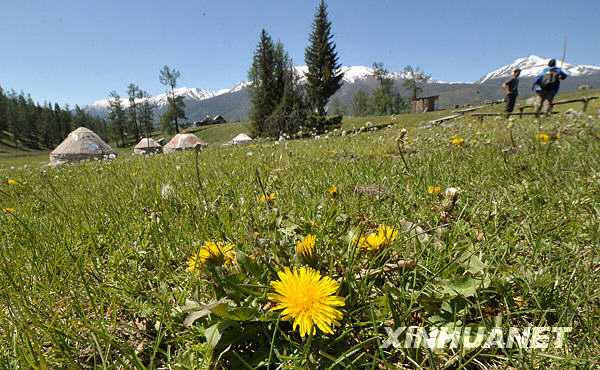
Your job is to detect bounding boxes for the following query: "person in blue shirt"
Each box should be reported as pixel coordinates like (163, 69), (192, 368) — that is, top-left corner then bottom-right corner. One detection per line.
(532, 59), (568, 117)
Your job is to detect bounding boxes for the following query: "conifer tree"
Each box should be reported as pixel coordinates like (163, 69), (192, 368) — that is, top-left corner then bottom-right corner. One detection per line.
(264, 53), (306, 137)
(304, 0), (344, 116)
(107, 91), (127, 146)
(249, 30), (278, 136)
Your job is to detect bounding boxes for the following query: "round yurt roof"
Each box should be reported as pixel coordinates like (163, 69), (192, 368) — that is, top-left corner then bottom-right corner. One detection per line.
(163, 133), (207, 153)
(134, 138), (161, 149)
(50, 127), (115, 165)
(231, 133), (253, 142)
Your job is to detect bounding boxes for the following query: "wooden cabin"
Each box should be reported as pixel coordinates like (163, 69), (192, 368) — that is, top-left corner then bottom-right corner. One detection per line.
(412, 96), (439, 113)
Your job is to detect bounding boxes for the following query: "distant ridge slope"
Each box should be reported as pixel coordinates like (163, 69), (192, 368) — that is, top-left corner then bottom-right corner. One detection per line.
(84, 56), (600, 120)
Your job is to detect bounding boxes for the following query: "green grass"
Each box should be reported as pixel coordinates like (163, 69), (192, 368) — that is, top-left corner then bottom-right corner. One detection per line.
(0, 94), (599, 368)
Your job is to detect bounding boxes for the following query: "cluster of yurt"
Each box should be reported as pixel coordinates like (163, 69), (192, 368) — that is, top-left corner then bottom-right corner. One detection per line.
(49, 127), (208, 166)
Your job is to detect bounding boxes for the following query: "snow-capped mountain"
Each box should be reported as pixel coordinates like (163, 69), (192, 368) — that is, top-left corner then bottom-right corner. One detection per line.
(89, 87), (223, 109)
(86, 66), (405, 111)
(294, 65), (418, 83)
(479, 55), (600, 83)
(84, 57), (600, 121)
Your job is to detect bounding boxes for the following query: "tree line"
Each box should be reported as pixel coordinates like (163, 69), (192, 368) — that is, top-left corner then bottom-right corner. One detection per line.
(105, 65), (186, 147)
(0, 85), (107, 149)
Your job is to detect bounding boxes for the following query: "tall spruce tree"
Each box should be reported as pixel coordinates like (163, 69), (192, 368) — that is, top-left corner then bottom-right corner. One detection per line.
(304, 0), (344, 116)
(249, 31), (306, 138)
(249, 30), (278, 136)
(265, 53), (306, 137)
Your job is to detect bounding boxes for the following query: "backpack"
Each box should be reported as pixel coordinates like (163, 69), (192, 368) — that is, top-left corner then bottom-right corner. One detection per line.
(539, 69), (560, 91)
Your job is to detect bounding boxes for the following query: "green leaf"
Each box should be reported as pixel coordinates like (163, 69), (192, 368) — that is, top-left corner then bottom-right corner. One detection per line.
(204, 321), (237, 350)
(210, 305), (258, 321)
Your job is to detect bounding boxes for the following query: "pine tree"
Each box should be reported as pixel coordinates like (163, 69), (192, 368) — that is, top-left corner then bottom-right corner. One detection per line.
(72, 105), (89, 128)
(304, 0), (344, 116)
(248, 30), (278, 136)
(38, 103), (54, 148)
(159, 66), (186, 133)
(107, 91), (127, 146)
(264, 54), (306, 137)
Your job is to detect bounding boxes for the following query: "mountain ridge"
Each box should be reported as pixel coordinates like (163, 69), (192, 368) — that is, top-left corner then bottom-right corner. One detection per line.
(84, 56), (600, 120)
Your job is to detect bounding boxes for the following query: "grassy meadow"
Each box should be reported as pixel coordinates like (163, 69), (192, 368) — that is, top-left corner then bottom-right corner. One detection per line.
(0, 93), (599, 368)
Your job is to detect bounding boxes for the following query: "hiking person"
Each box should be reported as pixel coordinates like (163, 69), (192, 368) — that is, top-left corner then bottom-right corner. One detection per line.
(532, 59), (568, 117)
(502, 68), (521, 114)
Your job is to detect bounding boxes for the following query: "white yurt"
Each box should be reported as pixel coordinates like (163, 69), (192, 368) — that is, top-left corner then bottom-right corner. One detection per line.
(163, 133), (208, 153)
(230, 133), (253, 145)
(49, 127), (116, 166)
(133, 138), (162, 155)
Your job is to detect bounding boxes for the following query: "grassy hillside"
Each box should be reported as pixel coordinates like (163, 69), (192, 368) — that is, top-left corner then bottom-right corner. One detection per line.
(0, 92), (598, 368)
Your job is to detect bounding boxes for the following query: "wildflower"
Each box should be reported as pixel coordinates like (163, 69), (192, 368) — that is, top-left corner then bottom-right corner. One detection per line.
(257, 193), (276, 204)
(326, 185), (338, 198)
(355, 224), (398, 252)
(450, 136), (465, 146)
(268, 266), (345, 337)
(296, 234), (316, 258)
(427, 186), (442, 195)
(536, 133), (551, 144)
(187, 241), (236, 272)
(7, 179), (17, 186)
(2, 208), (15, 214)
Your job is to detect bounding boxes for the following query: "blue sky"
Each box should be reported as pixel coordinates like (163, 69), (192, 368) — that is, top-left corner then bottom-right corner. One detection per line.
(1, 0), (598, 106)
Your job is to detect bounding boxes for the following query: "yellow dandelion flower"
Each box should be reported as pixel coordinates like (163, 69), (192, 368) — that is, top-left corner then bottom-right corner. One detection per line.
(327, 185), (338, 198)
(7, 179), (17, 186)
(257, 193), (277, 204)
(427, 186), (442, 195)
(296, 234), (316, 258)
(187, 241), (236, 272)
(2, 208), (15, 214)
(536, 133), (551, 144)
(450, 136), (465, 146)
(268, 266), (345, 337)
(354, 224), (398, 251)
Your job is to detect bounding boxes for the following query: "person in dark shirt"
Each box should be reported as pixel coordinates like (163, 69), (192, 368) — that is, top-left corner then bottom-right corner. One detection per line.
(502, 68), (521, 114)
(532, 59), (568, 117)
